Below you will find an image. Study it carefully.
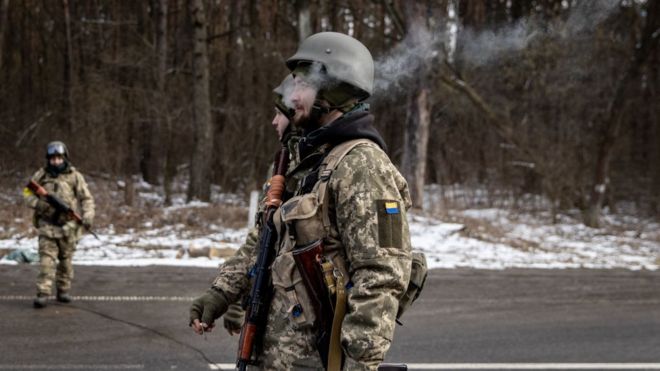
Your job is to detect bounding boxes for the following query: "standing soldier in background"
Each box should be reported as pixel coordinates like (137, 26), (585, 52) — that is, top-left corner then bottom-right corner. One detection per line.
(23, 141), (95, 308)
(190, 32), (413, 370)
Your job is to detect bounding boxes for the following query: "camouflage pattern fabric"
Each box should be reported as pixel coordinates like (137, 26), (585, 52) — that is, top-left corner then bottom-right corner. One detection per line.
(328, 144), (412, 369)
(223, 302), (245, 335)
(23, 166), (95, 295)
(36, 235), (76, 295)
(211, 140), (412, 370)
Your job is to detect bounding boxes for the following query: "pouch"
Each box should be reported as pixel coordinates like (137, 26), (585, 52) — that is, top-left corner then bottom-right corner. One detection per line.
(271, 251), (317, 328)
(280, 193), (326, 246)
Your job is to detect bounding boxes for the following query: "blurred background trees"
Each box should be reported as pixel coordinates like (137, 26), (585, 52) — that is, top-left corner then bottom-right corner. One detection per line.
(0, 0), (658, 226)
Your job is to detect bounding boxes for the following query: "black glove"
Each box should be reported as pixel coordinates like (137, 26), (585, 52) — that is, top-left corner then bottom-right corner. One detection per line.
(223, 303), (245, 335)
(190, 288), (229, 327)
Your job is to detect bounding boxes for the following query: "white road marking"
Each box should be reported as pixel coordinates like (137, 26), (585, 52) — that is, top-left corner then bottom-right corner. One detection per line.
(208, 365), (232, 370)
(209, 363), (660, 370)
(404, 365), (660, 370)
(0, 295), (194, 301)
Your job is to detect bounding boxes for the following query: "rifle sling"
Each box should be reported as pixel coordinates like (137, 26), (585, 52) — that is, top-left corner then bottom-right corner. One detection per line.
(327, 274), (346, 371)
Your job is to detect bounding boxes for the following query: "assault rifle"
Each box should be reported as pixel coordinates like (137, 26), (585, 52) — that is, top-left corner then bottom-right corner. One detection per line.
(236, 148), (290, 371)
(26, 180), (99, 240)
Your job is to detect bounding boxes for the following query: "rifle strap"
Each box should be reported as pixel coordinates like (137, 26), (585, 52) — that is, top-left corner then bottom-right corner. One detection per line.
(327, 274), (346, 371)
(317, 139), (376, 233)
(315, 138), (374, 371)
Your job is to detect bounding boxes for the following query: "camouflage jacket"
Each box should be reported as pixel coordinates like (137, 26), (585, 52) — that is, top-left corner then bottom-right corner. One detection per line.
(23, 165), (95, 239)
(213, 106), (412, 370)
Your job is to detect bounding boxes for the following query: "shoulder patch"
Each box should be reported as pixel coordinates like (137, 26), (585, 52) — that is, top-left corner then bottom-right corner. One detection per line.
(376, 200), (403, 248)
(22, 187), (34, 198)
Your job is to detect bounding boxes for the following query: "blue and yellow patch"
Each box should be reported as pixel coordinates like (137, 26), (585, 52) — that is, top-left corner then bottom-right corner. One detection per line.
(385, 201), (399, 214)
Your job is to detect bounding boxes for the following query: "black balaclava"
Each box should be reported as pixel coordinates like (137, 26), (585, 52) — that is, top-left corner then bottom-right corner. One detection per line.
(46, 157), (69, 177)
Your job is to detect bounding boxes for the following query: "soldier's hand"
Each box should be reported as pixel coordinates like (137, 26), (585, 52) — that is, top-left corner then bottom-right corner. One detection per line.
(189, 288), (229, 335)
(35, 199), (52, 213)
(82, 216), (93, 229)
(223, 303), (245, 336)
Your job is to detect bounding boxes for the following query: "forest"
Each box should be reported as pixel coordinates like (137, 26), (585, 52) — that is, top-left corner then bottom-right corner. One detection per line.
(0, 0), (658, 228)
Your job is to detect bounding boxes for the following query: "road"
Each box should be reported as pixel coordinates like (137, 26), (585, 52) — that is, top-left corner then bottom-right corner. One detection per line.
(1, 265), (659, 370)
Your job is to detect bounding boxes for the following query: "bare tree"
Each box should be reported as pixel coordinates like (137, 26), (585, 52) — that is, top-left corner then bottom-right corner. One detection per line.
(187, 0), (213, 202)
(62, 0), (75, 135)
(400, 2), (433, 209)
(146, 0), (168, 190)
(584, 0), (660, 227)
(296, 0), (312, 41)
(0, 1), (657, 223)
(0, 0), (9, 72)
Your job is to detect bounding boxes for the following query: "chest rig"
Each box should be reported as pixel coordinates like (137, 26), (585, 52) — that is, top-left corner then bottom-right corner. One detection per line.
(269, 139), (376, 370)
(274, 139), (376, 267)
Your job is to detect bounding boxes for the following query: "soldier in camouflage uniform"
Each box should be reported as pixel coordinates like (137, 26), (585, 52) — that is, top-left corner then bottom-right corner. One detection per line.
(190, 32), (412, 370)
(23, 141), (95, 308)
(222, 75), (298, 336)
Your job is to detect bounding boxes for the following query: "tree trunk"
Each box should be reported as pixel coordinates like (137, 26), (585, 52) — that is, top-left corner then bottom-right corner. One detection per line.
(584, 0), (659, 227)
(124, 120), (136, 207)
(62, 0), (75, 135)
(141, 0), (168, 185)
(153, 0), (174, 203)
(402, 85), (430, 209)
(0, 0), (9, 72)
(296, 0), (312, 41)
(164, 114), (176, 206)
(187, 0), (213, 202)
(652, 113), (660, 214)
(446, 0), (458, 63)
(400, 3), (431, 209)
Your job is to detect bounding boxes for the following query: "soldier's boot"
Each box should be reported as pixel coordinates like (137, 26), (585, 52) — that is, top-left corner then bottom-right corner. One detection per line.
(33, 293), (48, 308)
(57, 291), (72, 303)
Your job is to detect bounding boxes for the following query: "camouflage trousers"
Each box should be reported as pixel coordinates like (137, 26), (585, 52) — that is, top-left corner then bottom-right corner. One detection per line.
(36, 235), (76, 295)
(245, 293), (372, 371)
(242, 294), (323, 371)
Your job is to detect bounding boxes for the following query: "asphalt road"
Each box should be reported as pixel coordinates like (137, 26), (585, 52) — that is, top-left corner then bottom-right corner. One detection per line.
(1, 265), (659, 370)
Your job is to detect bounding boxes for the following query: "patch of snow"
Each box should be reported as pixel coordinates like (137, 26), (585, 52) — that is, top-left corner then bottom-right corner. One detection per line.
(1, 202), (658, 270)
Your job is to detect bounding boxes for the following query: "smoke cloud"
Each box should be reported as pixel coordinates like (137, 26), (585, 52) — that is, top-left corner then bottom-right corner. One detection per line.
(278, 1), (622, 105)
(373, 23), (444, 95)
(370, 0), (621, 98)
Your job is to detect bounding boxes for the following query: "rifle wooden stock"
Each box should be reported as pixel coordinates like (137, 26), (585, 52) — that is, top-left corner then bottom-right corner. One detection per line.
(236, 149), (289, 370)
(238, 323), (257, 360)
(293, 240), (335, 369)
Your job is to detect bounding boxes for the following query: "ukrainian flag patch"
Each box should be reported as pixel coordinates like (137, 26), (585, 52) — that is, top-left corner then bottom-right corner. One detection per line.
(377, 200), (403, 248)
(22, 187), (34, 198)
(385, 201), (400, 214)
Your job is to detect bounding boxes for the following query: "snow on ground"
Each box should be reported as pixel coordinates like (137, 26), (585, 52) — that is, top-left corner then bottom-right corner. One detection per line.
(1, 177), (658, 270)
(1, 208), (658, 270)
(411, 210), (659, 270)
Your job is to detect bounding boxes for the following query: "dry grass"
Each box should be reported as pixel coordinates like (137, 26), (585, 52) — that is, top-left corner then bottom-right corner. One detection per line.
(451, 214), (542, 252)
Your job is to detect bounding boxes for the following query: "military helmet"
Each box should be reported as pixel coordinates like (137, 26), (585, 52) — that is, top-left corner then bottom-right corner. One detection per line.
(46, 141), (69, 159)
(286, 32), (374, 101)
(273, 74), (295, 120)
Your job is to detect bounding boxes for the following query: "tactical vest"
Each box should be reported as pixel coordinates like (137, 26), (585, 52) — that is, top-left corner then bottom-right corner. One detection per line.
(271, 139), (427, 329)
(29, 167), (85, 239)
